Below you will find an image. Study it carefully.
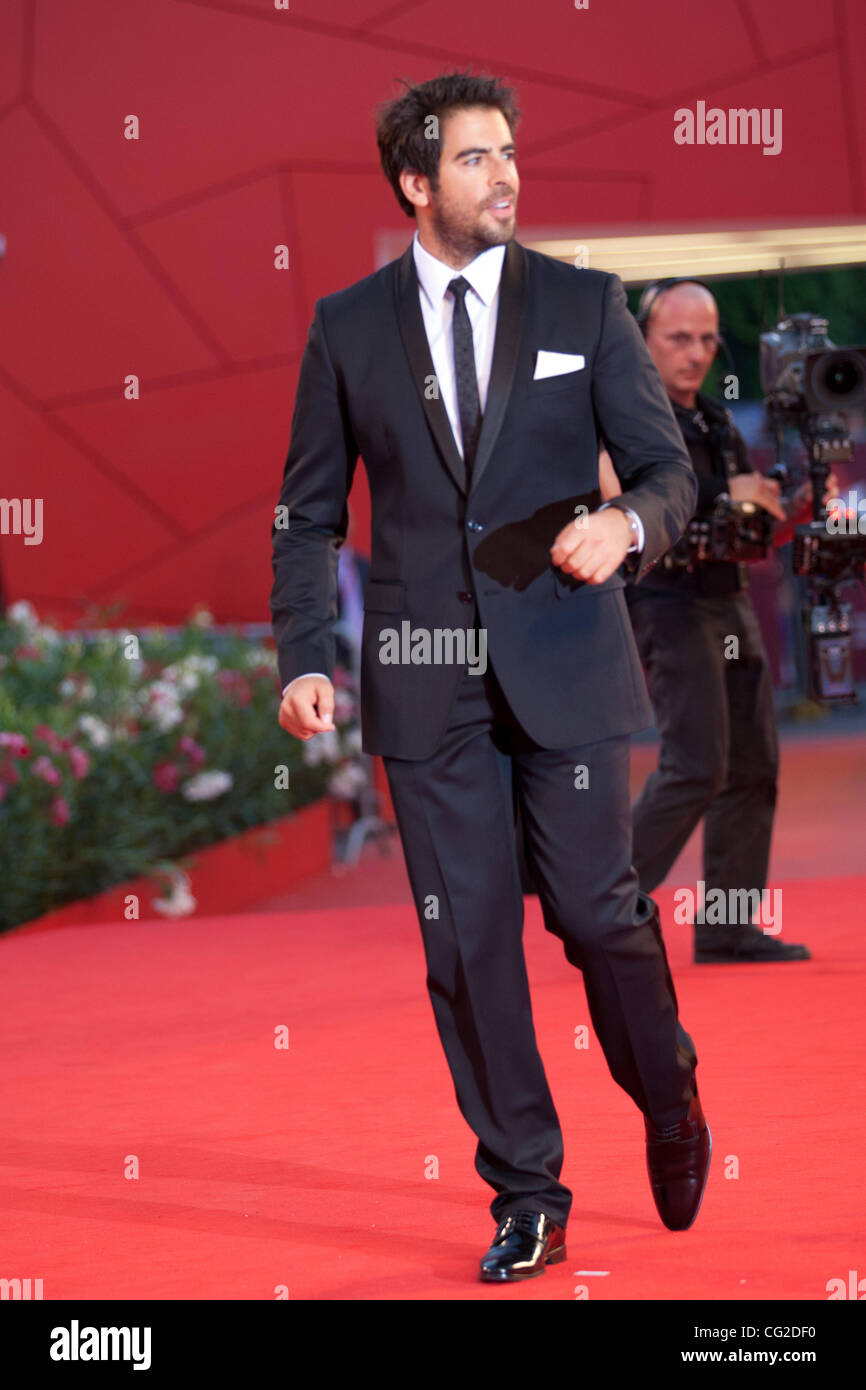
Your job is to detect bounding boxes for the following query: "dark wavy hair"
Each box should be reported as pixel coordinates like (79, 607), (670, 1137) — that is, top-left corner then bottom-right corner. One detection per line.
(376, 69), (521, 219)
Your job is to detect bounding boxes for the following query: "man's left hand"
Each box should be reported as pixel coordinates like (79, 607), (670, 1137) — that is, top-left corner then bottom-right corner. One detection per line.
(550, 507), (633, 585)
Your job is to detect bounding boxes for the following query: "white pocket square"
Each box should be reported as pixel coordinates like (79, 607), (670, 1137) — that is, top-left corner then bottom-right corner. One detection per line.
(534, 350), (586, 380)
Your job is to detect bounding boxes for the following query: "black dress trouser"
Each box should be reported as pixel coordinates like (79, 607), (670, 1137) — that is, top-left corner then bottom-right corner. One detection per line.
(382, 648), (697, 1228)
(627, 588), (779, 903)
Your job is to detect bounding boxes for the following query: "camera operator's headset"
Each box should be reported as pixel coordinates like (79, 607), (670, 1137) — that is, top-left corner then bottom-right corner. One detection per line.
(634, 276), (737, 375)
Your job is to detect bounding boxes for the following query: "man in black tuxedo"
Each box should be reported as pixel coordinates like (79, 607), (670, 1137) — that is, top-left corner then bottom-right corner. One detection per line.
(271, 70), (710, 1282)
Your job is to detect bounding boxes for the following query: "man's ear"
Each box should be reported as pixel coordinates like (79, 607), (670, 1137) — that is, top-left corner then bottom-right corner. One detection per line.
(399, 168), (429, 211)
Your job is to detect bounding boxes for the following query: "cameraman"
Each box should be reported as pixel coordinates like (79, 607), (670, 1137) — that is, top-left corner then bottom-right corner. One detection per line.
(604, 278), (835, 963)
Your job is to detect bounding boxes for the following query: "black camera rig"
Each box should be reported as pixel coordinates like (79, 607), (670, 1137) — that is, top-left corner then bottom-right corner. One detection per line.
(762, 311), (866, 702)
(660, 494), (775, 571)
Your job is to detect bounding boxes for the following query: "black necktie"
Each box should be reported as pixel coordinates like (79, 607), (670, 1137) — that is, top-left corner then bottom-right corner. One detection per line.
(448, 276), (482, 478)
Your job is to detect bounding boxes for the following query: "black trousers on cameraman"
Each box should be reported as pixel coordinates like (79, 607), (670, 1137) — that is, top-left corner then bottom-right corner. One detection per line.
(625, 586), (779, 901)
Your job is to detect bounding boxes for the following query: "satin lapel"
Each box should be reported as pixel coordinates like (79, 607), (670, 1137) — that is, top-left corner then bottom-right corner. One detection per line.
(395, 243), (467, 495)
(468, 238), (527, 495)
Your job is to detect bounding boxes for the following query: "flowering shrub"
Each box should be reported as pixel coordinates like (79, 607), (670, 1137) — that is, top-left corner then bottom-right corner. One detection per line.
(0, 601), (363, 931)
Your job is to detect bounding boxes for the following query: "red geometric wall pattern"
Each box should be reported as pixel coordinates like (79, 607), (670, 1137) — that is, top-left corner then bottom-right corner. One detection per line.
(1, 0), (864, 626)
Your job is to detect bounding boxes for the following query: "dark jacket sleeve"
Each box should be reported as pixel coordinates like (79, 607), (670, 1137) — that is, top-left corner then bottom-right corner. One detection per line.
(590, 273), (698, 582)
(269, 298), (359, 691)
(695, 418), (751, 513)
(696, 474), (729, 511)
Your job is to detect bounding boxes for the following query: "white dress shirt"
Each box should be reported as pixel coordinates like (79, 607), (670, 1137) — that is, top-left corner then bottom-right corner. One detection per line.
(282, 232), (642, 697)
(412, 230), (505, 454)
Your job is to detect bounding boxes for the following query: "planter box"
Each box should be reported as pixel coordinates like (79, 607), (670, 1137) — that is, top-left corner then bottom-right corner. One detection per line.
(11, 799), (332, 935)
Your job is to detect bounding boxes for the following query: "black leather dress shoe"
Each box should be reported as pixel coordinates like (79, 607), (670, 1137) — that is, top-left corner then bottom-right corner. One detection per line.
(694, 922), (811, 963)
(479, 1210), (567, 1282)
(645, 1093), (711, 1231)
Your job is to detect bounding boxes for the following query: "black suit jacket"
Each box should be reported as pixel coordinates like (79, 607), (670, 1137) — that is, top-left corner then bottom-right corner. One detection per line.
(270, 238), (697, 759)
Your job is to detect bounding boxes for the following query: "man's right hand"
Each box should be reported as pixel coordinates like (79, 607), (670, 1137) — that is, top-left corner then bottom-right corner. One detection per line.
(728, 471), (786, 521)
(278, 675), (335, 741)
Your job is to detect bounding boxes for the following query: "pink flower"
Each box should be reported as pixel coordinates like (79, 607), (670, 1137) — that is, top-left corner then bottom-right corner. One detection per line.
(216, 670), (252, 707)
(0, 732), (30, 757)
(1, 758), (21, 787)
(13, 643), (42, 661)
(177, 735), (206, 768)
(67, 746), (90, 779)
(50, 796), (70, 826)
(34, 724), (64, 753)
(152, 761), (181, 793)
(32, 755), (62, 786)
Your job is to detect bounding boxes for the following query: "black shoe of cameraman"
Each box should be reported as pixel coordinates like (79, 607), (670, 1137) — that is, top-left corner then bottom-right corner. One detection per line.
(694, 922), (811, 963)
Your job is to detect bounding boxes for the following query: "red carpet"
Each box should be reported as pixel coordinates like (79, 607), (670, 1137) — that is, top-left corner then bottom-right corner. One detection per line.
(1, 875), (863, 1300)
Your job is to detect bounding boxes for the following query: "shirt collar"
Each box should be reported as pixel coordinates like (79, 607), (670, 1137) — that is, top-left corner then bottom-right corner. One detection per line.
(672, 390), (713, 415)
(412, 229), (506, 311)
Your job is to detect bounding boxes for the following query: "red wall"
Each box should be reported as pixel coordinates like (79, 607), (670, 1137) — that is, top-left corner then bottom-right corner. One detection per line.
(1, 0), (864, 626)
